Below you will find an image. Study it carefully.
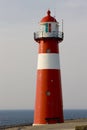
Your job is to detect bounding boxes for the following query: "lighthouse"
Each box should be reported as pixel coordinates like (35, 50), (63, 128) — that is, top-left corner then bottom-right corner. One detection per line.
(33, 10), (64, 125)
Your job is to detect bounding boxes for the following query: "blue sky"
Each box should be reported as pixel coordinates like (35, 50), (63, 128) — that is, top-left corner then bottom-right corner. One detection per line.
(0, 0), (87, 110)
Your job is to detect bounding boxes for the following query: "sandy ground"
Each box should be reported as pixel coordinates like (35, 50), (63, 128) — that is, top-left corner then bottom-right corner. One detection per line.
(4, 119), (87, 130)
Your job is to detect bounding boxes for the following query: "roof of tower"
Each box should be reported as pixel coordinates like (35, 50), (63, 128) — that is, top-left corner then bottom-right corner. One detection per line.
(40, 10), (57, 23)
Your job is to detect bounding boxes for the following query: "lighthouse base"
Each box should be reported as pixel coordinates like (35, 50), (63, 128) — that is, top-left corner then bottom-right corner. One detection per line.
(33, 118), (64, 126)
(33, 121), (64, 126)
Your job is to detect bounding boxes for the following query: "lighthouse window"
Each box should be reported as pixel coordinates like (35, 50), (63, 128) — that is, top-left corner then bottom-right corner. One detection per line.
(46, 91), (51, 96)
(46, 49), (51, 53)
(45, 23), (51, 32)
(40, 25), (45, 31)
(56, 24), (58, 28)
(45, 23), (48, 32)
(49, 23), (51, 32)
(51, 80), (53, 82)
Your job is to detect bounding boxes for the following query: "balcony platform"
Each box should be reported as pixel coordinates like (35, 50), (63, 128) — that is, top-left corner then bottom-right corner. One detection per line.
(34, 31), (64, 42)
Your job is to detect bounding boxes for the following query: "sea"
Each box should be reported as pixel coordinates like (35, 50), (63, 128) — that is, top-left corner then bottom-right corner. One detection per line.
(0, 109), (87, 127)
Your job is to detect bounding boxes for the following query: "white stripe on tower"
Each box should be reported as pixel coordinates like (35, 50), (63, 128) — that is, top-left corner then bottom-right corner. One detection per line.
(37, 53), (60, 70)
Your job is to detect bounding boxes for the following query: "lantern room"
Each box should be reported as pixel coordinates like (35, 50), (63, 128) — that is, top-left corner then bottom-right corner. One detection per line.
(34, 10), (63, 42)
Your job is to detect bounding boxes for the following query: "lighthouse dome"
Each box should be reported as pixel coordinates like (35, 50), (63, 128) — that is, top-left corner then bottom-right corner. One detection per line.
(40, 10), (57, 23)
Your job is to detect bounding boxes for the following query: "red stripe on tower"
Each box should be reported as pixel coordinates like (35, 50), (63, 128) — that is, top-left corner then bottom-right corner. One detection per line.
(33, 10), (64, 125)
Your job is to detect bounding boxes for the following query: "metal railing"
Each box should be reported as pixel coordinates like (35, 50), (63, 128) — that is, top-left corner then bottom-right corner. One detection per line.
(34, 31), (64, 40)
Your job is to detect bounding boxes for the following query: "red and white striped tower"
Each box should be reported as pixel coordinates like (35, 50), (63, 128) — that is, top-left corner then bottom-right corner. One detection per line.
(33, 10), (64, 125)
